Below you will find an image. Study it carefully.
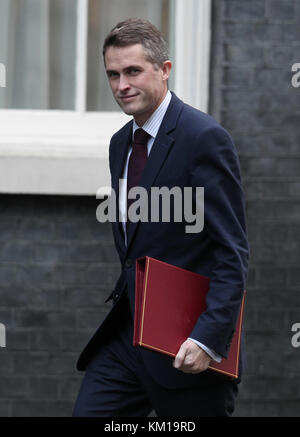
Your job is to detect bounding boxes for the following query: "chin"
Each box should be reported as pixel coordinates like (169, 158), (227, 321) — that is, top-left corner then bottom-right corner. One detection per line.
(116, 102), (132, 115)
(122, 107), (136, 117)
(122, 104), (141, 118)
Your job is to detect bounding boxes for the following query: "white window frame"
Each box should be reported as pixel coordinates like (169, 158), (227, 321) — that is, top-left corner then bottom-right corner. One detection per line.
(0, 0), (211, 196)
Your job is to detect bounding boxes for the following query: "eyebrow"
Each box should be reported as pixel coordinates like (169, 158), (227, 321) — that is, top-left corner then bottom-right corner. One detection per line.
(106, 65), (143, 75)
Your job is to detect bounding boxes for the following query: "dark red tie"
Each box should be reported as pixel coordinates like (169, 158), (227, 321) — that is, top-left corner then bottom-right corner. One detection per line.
(127, 128), (150, 228)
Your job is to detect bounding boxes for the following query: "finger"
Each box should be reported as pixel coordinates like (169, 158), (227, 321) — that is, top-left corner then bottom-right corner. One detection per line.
(173, 343), (188, 369)
(180, 363), (206, 374)
(176, 352), (197, 372)
(179, 354), (198, 372)
(178, 350), (211, 374)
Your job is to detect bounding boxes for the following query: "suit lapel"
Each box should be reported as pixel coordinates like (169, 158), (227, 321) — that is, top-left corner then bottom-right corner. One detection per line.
(111, 121), (132, 252)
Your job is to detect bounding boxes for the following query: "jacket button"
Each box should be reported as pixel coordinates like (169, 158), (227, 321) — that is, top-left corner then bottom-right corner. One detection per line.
(125, 259), (133, 268)
(114, 293), (119, 300)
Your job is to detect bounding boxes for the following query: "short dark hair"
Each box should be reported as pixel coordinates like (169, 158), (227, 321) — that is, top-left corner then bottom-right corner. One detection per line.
(102, 18), (169, 67)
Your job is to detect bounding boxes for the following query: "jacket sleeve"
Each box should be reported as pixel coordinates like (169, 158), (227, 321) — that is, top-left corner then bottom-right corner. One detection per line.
(188, 125), (249, 358)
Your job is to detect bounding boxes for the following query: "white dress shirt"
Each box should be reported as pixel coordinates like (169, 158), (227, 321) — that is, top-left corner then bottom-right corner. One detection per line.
(119, 90), (221, 363)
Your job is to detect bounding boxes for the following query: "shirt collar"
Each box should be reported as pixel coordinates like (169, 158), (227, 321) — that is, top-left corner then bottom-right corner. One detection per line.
(132, 90), (172, 139)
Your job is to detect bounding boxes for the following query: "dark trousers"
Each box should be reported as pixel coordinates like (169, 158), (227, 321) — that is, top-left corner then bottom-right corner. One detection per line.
(73, 296), (238, 417)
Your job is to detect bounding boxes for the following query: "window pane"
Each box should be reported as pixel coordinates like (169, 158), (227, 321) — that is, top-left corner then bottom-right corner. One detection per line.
(0, 0), (76, 110)
(87, 0), (171, 111)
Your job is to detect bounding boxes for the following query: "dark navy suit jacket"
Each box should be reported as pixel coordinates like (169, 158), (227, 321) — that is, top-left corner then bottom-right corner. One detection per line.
(77, 93), (249, 388)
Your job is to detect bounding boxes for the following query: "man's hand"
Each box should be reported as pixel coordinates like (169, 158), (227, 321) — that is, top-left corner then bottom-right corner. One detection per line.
(173, 339), (211, 374)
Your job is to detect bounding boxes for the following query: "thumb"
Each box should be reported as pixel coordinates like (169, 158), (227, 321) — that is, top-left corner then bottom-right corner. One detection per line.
(173, 341), (188, 368)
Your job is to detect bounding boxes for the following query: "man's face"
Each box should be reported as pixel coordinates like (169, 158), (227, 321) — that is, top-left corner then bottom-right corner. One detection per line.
(105, 44), (172, 126)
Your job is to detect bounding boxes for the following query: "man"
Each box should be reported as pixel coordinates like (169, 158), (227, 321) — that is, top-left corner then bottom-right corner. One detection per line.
(73, 18), (249, 417)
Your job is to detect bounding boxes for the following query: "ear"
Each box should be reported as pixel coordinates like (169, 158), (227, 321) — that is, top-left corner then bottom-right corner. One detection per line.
(162, 60), (172, 81)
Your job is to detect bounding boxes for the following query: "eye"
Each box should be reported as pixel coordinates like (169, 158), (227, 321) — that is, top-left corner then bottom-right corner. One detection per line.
(107, 71), (119, 79)
(128, 68), (141, 75)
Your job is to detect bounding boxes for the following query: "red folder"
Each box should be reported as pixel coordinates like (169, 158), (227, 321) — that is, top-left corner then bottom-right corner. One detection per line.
(133, 256), (245, 379)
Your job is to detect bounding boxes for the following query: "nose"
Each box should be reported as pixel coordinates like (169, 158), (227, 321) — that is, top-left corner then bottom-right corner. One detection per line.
(118, 74), (130, 93)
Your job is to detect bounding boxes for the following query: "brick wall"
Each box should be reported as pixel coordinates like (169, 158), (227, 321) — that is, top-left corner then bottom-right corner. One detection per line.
(0, 195), (120, 416)
(210, 0), (300, 416)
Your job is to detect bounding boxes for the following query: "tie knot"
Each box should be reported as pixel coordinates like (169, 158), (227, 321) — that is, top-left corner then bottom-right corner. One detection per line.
(133, 128), (150, 146)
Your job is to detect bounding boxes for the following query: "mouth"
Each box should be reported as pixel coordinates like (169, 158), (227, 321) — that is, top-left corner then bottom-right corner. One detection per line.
(119, 94), (139, 102)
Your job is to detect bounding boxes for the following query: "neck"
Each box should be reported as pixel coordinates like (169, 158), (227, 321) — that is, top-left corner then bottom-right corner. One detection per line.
(134, 89), (169, 126)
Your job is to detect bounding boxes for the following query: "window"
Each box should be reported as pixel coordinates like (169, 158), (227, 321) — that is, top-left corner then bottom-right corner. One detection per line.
(0, 0), (171, 111)
(0, 0), (77, 110)
(0, 0), (211, 195)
